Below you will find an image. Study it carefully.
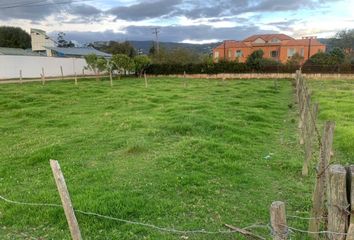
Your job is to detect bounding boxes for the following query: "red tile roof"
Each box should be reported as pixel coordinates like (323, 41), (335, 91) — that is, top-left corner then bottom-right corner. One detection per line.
(243, 34), (294, 42)
(280, 39), (324, 46)
(214, 40), (248, 49)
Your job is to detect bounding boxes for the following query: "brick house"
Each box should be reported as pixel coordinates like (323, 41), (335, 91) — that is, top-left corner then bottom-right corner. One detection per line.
(213, 34), (326, 63)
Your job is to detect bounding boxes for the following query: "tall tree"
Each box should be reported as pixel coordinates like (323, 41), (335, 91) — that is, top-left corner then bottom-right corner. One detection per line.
(112, 54), (135, 74)
(0, 26), (31, 49)
(246, 49), (264, 70)
(100, 41), (136, 57)
(57, 32), (75, 48)
(134, 55), (151, 77)
(84, 54), (100, 81)
(330, 29), (354, 54)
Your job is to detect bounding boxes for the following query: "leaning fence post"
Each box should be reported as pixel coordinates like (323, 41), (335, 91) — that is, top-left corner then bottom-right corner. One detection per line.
(327, 164), (348, 240)
(109, 70), (113, 87)
(347, 165), (354, 240)
(270, 201), (288, 240)
(50, 160), (82, 240)
(309, 121), (335, 239)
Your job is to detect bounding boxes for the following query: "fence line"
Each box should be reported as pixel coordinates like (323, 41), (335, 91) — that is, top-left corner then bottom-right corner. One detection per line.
(1, 70), (353, 239)
(1, 194), (349, 239)
(295, 69), (354, 240)
(0, 194), (261, 235)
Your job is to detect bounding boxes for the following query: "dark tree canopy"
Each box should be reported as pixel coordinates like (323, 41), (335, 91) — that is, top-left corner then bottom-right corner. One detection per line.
(330, 29), (354, 54)
(305, 47), (347, 65)
(0, 26), (31, 49)
(100, 41), (136, 57)
(57, 32), (75, 48)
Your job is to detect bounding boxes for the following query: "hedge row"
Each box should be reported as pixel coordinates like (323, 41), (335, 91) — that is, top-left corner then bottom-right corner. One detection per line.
(145, 62), (354, 74)
(302, 64), (354, 74)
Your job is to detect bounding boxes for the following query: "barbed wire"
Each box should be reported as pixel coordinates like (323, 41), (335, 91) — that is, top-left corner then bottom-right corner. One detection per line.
(1, 194), (349, 238)
(0, 194), (262, 235)
(283, 224), (348, 236)
(297, 74), (322, 148)
(287, 215), (327, 220)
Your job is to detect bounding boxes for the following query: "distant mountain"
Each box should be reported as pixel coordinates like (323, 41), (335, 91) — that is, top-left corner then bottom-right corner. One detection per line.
(93, 40), (221, 55)
(129, 41), (221, 55)
(317, 38), (333, 52)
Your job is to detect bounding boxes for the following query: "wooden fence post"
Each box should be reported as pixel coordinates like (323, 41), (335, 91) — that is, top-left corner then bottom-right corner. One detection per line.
(144, 72), (148, 88)
(309, 121), (335, 239)
(301, 93), (311, 146)
(302, 94), (311, 176)
(295, 70), (300, 103)
(347, 165), (354, 240)
(19, 70), (22, 84)
(109, 70), (113, 87)
(60, 66), (64, 80)
(327, 164), (348, 240)
(50, 160), (82, 240)
(74, 73), (78, 85)
(41, 67), (45, 85)
(270, 201), (288, 240)
(302, 103), (319, 176)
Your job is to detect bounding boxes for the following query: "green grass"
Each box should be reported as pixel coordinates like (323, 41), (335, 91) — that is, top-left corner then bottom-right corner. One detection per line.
(0, 77), (326, 239)
(307, 79), (354, 164)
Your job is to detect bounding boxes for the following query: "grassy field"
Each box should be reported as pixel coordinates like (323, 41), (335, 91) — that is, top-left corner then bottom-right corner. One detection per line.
(307, 79), (354, 164)
(0, 77), (335, 239)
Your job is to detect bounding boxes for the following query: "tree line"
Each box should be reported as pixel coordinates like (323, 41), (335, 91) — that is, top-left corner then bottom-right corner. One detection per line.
(84, 53), (151, 80)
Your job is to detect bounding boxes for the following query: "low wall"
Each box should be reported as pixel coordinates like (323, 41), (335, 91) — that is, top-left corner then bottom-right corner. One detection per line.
(0, 55), (94, 79)
(148, 73), (354, 80)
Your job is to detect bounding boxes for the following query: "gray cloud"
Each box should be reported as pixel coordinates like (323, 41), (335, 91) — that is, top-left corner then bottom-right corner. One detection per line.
(0, 0), (343, 22)
(65, 4), (102, 16)
(108, 0), (182, 21)
(50, 24), (275, 43)
(0, 0), (71, 20)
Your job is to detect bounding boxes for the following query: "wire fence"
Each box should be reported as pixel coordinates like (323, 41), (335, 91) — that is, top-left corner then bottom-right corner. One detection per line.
(0, 194), (348, 239)
(1, 70), (353, 239)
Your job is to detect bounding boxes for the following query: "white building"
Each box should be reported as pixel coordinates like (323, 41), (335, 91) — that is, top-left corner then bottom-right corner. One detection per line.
(30, 28), (55, 56)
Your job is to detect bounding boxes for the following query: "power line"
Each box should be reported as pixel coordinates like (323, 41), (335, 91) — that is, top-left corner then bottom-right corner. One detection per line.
(0, 0), (92, 9)
(0, 0), (48, 9)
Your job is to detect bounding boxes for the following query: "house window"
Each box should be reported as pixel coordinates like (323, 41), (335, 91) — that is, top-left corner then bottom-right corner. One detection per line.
(228, 49), (232, 58)
(287, 48), (296, 57)
(300, 48), (304, 57)
(270, 50), (278, 58)
(236, 50), (243, 57)
(270, 38), (280, 43)
(214, 51), (219, 59)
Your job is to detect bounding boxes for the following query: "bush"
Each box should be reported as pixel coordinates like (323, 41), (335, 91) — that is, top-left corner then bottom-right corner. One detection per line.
(145, 62), (301, 75)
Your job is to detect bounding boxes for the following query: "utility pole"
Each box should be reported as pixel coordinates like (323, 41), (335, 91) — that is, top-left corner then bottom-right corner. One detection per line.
(307, 37), (312, 60)
(152, 27), (160, 55)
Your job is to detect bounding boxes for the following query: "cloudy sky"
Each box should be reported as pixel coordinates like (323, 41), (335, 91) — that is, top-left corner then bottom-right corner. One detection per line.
(0, 0), (353, 44)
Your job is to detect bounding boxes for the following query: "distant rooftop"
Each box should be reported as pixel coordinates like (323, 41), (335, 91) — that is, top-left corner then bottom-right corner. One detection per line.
(30, 28), (46, 35)
(45, 47), (112, 57)
(243, 34), (294, 42)
(0, 47), (43, 56)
